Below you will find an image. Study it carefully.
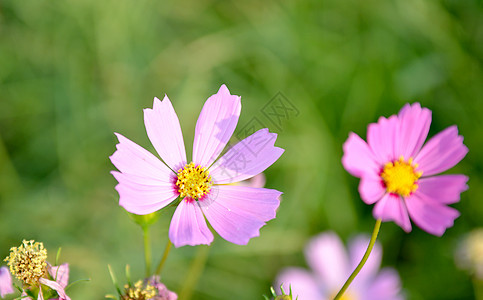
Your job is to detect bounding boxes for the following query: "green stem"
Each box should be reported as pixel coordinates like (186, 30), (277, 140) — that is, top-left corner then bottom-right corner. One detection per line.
(179, 245), (211, 300)
(473, 277), (483, 300)
(333, 219), (382, 300)
(143, 226), (151, 277)
(155, 239), (172, 276)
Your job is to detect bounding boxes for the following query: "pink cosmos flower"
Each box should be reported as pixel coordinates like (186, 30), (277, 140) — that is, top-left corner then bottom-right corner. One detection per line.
(0, 266), (14, 298)
(276, 232), (404, 300)
(342, 103), (468, 236)
(18, 264), (70, 300)
(110, 85), (284, 247)
(22, 264), (70, 300)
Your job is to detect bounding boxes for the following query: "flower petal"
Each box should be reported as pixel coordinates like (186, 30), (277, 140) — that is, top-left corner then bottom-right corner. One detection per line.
(0, 266), (14, 297)
(415, 125), (468, 176)
(169, 198), (213, 247)
(305, 232), (349, 291)
(367, 115), (398, 164)
(39, 278), (70, 300)
(348, 235), (382, 284)
(417, 175), (469, 204)
(144, 96), (187, 171)
(395, 103), (432, 159)
(192, 84), (241, 167)
(342, 132), (380, 178)
(112, 171), (178, 215)
(209, 129), (284, 184)
(276, 268), (324, 300)
(48, 263), (69, 288)
(359, 176), (386, 204)
(373, 194), (412, 232)
(110, 133), (174, 181)
(366, 268), (404, 300)
(406, 192), (460, 236)
(200, 185), (281, 245)
(236, 173), (266, 188)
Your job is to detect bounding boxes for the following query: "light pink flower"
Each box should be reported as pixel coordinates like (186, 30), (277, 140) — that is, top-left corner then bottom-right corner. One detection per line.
(276, 232), (404, 300)
(110, 84), (284, 247)
(0, 266), (14, 298)
(23, 264), (70, 300)
(147, 276), (177, 300)
(342, 103), (468, 235)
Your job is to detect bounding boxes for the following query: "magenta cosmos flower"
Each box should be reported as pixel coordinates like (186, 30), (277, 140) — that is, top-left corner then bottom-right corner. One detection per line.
(110, 85), (284, 247)
(342, 103), (468, 236)
(276, 232), (404, 300)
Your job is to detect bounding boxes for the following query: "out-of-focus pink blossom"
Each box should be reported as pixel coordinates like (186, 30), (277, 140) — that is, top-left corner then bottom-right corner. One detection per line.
(147, 276), (177, 300)
(276, 232), (404, 300)
(0, 266), (14, 298)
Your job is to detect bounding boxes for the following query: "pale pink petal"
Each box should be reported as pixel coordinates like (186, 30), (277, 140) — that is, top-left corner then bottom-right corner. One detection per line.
(342, 132), (380, 178)
(373, 194), (412, 232)
(0, 266), (14, 297)
(37, 289), (44, 300)
(417, 175), (468, 204)
(305, 232), (349, 291)
(200, 185), (281, 245)
(192, 84), (241, 167)
(112, 172), (178, 215)
(414, 126), (468, 176)
(48, 263), (69, 288)
(406, 192), (460, 236)
(209, 129), (284, 184)
(236, 173), (266, 188)
(144, 96), (187, 171)
(396, 103), (432, 159)
(110, 133), (174, 180)
(276, 268), (325, 300)
(39, 278), (70, 300)
(367, 115), (398, 164)
(348, 236), (382, 284)
(169, 198), (213, 247)
(359, 176), (386, 204)
(365, 268), (404, 300)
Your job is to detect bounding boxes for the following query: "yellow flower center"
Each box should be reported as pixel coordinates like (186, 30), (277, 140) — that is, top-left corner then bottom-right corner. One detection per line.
(122, 280), (156, 300)
(176, 162), (212, 200)
(381, 156), (422, 197)
(4, 240), (47, 285)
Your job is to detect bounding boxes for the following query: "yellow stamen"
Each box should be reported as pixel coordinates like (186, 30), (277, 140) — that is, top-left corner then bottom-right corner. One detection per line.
(381, 156), (422, 197)
(122, 280), (156, 300)
(4, 240), (47, 285)
(176, 162), (212, 200)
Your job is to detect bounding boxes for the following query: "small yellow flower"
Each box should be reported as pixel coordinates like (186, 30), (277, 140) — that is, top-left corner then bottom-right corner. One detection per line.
(4, 240), (48, 285)
(122, 280), (156, 300)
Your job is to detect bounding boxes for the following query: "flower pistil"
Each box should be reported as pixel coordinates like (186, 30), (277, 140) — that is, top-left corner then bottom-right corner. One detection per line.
(122, 280), (156, 300)
(4, 240), (47, 285)
(381, 156), (422, 197)
(176, 162), (212, 200)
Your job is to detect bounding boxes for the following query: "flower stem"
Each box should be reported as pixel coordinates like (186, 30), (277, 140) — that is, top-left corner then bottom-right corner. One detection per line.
(333, 219), (382, 300)
(143, 226), (151, 277)
(179, 245), (211, 300)
(155, 239), (172, 276)
(473, 277), (483, 300)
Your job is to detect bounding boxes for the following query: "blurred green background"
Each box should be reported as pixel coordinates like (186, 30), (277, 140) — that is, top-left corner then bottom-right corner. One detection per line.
(1, 0), (482, 299)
